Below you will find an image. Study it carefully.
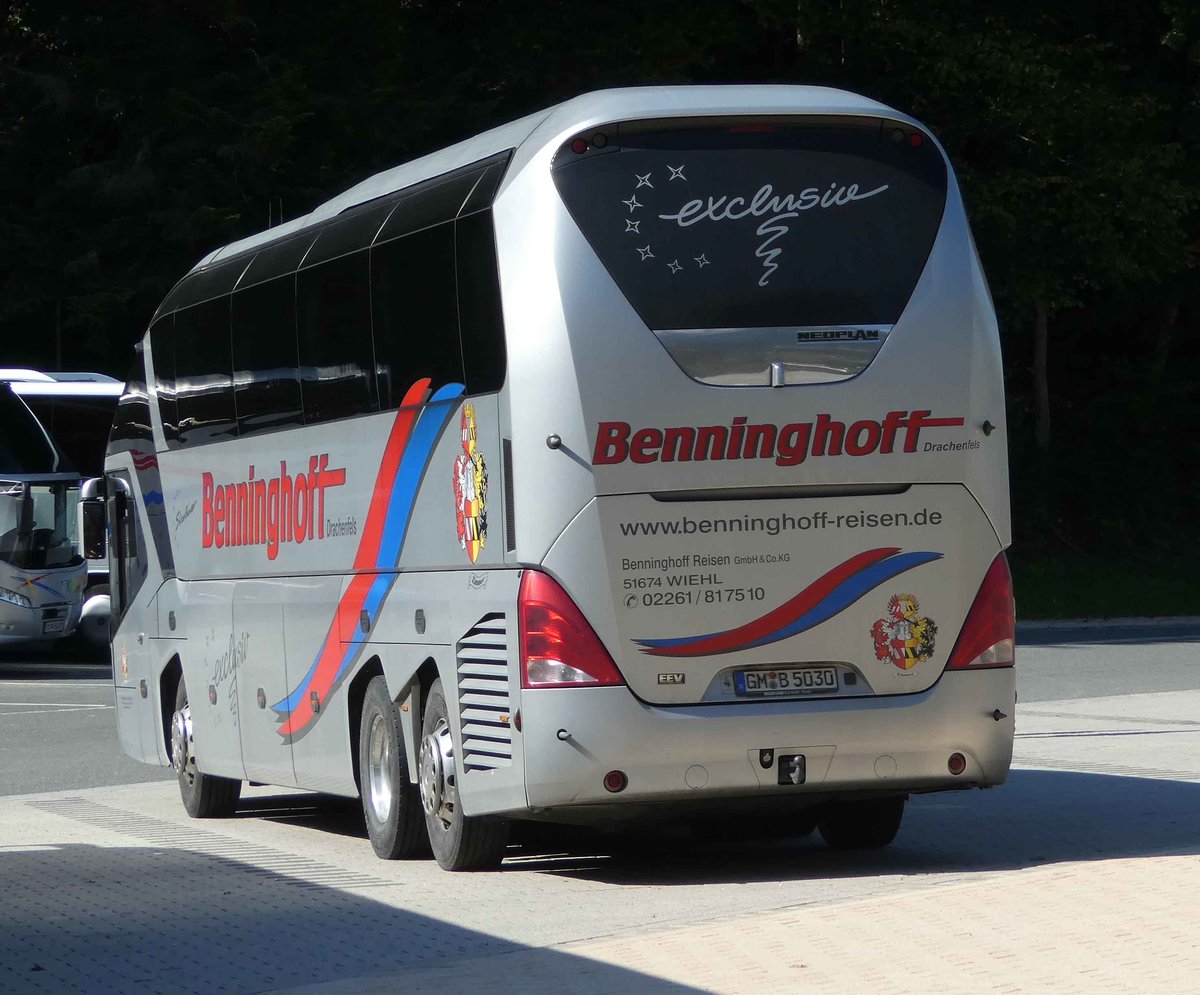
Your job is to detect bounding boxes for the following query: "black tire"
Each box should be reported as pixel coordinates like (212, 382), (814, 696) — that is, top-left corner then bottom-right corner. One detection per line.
(421, 678), (508, 871)
(359, 676), (427, 859)
(817, 796), (905, 850)
(173, 677), (241, 819)
(794, 813), (819, 837)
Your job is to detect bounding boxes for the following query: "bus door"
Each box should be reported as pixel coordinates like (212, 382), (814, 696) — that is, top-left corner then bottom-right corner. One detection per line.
(106, 471), (153, 762)
(283, 575), (356, 795)
(233, 580), (297, 785)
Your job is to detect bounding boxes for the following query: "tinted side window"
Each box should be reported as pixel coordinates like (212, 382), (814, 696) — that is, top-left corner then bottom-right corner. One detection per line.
(173, 298), (237, 446)
(149, 314), (178, 447)
(156, 255), (252, 317)
(305, 197), (398, 268)
(456, 211), (507, 394)
(371, 223), (464, 409)
(106, 472), (146, 625)
(459, 151), (513, 216)
(296, 250), (377, 424)
(241, 234), (316, 287)
(376, 172), (478, 243)
(232, 276), (303, 437)
(107, 349), (154, 457)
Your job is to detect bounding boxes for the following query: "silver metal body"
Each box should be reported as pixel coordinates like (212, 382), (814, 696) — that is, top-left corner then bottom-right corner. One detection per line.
(106, 87), (1013, 826)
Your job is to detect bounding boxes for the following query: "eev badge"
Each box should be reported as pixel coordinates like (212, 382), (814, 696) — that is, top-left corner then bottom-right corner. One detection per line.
(870, 594), (936, 670)
(452, 403), (488, 563)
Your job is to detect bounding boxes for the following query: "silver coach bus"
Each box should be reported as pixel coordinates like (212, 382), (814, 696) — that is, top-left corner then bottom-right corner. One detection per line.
(98, 86), (1015, 870)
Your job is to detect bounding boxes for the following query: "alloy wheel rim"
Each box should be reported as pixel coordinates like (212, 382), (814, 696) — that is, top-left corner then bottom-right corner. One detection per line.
(419, 719), (457, 828)
(366, 713), (393, 824)
(171, 703), (196, 787)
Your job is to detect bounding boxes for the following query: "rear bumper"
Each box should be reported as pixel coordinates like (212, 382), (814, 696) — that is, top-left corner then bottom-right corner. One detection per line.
(518, 669), (1015, 815)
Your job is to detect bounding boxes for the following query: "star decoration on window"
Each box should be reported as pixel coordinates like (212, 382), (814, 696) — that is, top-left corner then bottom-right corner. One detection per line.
(667, 259), (683, 274)
(623, 194), (643, 212)
(637, 245), (655, 261)
(668, 164), (687, 182)
(625, 219), (641, 234)
(635, 173), (653, 189)
(694, 253), (710, 268)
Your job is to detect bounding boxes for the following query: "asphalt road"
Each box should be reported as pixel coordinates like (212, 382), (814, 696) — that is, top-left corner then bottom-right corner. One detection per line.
(0, 655), (174, 796)
(1017, 618), (1200, 702)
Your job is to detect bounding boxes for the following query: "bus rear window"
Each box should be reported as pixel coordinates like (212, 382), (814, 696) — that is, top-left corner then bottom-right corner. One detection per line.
(551, 117), (947, 331)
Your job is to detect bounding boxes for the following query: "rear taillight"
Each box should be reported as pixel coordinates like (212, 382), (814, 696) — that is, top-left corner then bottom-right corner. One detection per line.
(518, 571), (625, 688)
(946, 553), (1015, 670)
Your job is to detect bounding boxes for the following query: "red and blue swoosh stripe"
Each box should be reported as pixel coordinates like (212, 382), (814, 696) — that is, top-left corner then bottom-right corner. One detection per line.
(635, 547), (941, 657)
(273, 379), (463, 739)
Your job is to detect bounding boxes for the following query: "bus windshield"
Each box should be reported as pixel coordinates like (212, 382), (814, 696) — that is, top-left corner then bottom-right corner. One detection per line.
(0, 479), (84, 570)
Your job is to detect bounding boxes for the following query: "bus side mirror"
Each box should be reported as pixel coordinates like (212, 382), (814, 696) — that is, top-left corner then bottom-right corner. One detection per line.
(80, 477), (107, 560)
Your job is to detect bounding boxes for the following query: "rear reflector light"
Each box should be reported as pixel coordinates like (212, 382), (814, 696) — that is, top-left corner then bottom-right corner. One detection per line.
(946, 553), (1015, 670)
(603, 770), (628, 793)
(519, 571), (626, 688)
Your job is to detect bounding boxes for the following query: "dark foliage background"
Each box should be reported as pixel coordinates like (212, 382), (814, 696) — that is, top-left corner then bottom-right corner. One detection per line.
(2, 1), (1197, 610)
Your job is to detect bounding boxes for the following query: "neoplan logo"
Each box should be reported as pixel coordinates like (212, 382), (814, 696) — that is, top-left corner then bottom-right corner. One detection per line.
(593, 411), (965, 468)
(796, 328), (880, 342)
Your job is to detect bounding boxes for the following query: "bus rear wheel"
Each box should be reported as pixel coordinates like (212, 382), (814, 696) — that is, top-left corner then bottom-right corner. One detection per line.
(358, 676), (427, 859)
(172, 676), (241, 819)
(419, 678), (508, 871)
(817, 796), (905, 850)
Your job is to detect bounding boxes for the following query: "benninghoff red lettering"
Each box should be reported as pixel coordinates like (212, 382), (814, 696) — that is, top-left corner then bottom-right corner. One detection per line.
(592, 411), (965, 467)
(201, 455), (346, 559)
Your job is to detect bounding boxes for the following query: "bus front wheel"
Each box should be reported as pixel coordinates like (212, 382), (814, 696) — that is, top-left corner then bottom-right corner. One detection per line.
(418, 678), (508, 871)
(817, 796), (905, 850)
(358, 676), (427, 859)
(171, 677), (241, 819)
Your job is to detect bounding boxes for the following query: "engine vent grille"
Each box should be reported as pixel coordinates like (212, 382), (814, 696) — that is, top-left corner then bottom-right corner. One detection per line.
(455, 612), (512, 771)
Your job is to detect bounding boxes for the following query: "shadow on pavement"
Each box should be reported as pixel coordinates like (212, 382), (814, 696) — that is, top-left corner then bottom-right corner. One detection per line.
(524, 768), (1200, 884)
(239, 792), (368, 841)
(0, 654), (110, 682)
(0, 843), (698, 995)
(230, 768), (1200, 888)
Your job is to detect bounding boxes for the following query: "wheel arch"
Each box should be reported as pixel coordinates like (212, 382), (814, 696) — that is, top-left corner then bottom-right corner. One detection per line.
(347, 656), (385, 796)
(159, 654), (182, 765)
(351, 654), (441, 791)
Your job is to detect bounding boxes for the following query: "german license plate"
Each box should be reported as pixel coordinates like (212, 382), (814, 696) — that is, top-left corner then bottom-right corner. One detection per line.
(43, 619), (66, 634)
(734, 666), (838, 696)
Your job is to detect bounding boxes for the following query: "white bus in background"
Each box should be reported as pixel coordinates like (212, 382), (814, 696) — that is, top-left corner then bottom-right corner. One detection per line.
(0, 375), (102, 646)
(96, 86), (1015, 870)
(7, 371), (124, 645)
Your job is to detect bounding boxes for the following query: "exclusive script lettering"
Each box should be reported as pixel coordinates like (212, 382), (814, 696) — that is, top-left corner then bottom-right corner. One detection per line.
(657, 182), (888, 287)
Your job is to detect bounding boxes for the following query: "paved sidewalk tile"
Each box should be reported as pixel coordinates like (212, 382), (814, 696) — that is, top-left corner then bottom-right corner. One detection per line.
(303, 853), (1199, 994)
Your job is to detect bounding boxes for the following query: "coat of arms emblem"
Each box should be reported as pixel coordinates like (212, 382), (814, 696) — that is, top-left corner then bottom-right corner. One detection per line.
(870, 593), (936, 670)
(452, 403), (487, 563)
